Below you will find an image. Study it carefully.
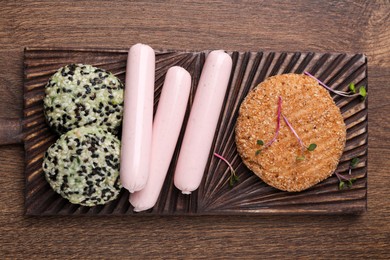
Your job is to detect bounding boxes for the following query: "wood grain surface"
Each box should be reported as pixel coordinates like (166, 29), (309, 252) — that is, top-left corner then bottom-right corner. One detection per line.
(0, 0), (389, 259)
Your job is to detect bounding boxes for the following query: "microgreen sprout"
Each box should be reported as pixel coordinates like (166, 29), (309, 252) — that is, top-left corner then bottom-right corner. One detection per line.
(214, 153), (239, 187)
(335, 157), (359, 189)
(282, 114), (317, 160)
(335, 172), (356, 190)
(255, 96), (282, 155)
(349, 157), (360, 175)
(304, 71), (367, 100)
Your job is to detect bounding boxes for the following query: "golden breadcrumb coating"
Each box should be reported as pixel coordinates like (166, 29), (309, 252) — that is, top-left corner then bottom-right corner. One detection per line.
(235, 74), (346, 192)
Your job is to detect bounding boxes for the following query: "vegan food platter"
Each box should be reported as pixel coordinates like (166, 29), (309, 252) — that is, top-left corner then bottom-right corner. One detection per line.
(23, 47), (367, 215)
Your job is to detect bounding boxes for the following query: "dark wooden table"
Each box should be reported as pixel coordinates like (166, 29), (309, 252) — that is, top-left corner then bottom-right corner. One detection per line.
(1, 1), (389, 258)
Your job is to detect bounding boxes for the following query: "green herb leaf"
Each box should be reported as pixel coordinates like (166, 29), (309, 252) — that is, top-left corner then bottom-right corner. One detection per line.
(347, 179), (355, 188)
(296, 155), (305, 161)
(350, 157), (359, 168)
(255, 150), (261, 156)
(359, 86), (367, 99)
(229, 173), (239, 187)
(307, 143), (317, 151)
(339, 181), (345, 190)
(257, 139), (264, 146)
(229, 177), (235, 187)
(349, 83), (356, 93)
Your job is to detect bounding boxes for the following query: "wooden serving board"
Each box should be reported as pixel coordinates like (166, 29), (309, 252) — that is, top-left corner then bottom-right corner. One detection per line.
(23, 47), (367, 215)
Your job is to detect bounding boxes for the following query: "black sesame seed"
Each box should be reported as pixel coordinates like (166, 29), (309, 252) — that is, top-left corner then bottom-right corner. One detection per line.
(68, 64), (76, 72)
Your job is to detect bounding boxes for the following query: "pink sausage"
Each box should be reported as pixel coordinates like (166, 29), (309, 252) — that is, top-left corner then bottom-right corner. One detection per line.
(174, 50), (232, 194)
(130, 66), (191, 211)
(120, 43), (155, 193)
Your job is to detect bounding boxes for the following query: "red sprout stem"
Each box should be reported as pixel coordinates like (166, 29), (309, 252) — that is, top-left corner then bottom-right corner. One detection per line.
(304, 71), (359, 97)
(282, 114), (305, 150)
(264, 96), (282, 148)
(214, 153), (236, 175)
(335, 172), (351, 181)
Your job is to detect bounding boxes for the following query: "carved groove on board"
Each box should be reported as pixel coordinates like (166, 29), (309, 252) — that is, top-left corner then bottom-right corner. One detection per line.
(23, 48), (368, 215)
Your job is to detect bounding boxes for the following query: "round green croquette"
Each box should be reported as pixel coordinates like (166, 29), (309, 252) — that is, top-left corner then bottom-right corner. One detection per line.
(42, 126), (122, 206)
(43, 64), (124, 134)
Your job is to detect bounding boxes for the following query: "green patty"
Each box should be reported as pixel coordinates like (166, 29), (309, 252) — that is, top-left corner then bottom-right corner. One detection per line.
(43, 126), (122, 206)
(43, 64), (124, 134)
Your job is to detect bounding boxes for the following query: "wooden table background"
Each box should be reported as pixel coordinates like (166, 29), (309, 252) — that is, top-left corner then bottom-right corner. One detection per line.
(0, 0), (389, 258)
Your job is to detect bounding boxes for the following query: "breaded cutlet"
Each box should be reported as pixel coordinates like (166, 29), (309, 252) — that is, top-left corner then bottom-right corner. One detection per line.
(235, 74), (346, 192)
